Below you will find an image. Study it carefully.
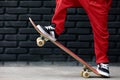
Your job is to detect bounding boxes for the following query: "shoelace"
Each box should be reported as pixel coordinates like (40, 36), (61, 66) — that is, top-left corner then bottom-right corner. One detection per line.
(100, 63), (109, 70)
(45, 26), (55, 30)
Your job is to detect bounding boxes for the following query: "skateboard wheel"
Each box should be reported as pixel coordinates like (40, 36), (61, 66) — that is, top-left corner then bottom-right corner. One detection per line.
(36, 37), (45, 47)
(80, 71), (84, 77)
(82, 71), (90, 78)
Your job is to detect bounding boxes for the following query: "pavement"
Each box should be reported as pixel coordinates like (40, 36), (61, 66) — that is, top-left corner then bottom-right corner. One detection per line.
(0, 62), (120, 80)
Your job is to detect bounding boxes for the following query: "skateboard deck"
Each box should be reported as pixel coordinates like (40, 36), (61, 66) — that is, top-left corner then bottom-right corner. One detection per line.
(29, 17), (101, 78)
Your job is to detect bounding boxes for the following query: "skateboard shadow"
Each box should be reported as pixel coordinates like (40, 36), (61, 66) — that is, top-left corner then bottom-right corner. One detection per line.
(89, 75), (120, 78)
(89, 76), (104, 78)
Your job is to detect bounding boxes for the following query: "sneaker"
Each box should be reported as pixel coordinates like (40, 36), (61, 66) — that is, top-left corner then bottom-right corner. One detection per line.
(36, 24), (59, 41)
(97, 63), (110, 78)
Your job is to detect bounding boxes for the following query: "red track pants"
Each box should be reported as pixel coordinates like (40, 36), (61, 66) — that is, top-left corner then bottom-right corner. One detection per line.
(52, 0), (112, 64)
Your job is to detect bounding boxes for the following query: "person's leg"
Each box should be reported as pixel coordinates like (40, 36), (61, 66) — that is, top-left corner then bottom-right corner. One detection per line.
(52, 0), (81, 35)
(78, 0), (112, 77)
(85, 0), (112, 64)
(37, 0), (81, 40)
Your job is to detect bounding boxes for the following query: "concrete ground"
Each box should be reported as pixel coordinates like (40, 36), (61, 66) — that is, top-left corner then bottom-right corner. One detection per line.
(0, 62), (120, 80)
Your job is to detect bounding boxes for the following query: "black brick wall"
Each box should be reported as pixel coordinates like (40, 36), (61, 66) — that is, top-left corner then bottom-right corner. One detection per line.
(0, 0), (120, 64)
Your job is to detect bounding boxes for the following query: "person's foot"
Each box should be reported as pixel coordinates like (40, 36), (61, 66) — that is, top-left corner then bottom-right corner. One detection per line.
(36, 25), (59, 41)
(97, 63), (110, 78)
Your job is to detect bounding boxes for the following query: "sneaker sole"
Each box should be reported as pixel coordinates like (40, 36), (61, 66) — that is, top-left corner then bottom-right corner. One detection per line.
(97, 68), (110, 78)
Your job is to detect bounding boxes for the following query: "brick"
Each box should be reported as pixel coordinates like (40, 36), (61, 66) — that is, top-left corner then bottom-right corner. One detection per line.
(29, 34), (39, 41)
(20, 1), (42, 7)
(6, 8), (28, 14)
(19, 41), (37, 48)
(111, 0), (118, 8)
(5, 21), (27, 27)
(78, 35), (93, 41)
(118, 29), (120, 34)
(118, 57), (120, 62)
(0, 54), (16, 61)
(0, 15), (4, 20)
(0, 35), (3, 40)
(5, 34), (27, 41)
(43, 1), (55, 7)
(109, 35), (120, 41)
(108, 56), (118, 62)
(108, 22), (120, 28)
(67, 42), (90, 48)
(18, 54), (41, 61)
(116, 43), (120, 48)
(0, 21), (3, 27)
(118, 1), (120, 8)
(65, 21), (75, 28)
(78, 49), (94, 55)
(67, 28), (90, 34)
(67, 15), (89, 21)
(0, 14), (17, 20)
(5, 35), (17, 41)
(76, 22), (91, 28)
(0, 1), (17, 7)
(43, 15), (52, 21)
(0, 28), (16, 34)
(0, 41), (17, 47)
(67, 8), (76, 14)
(108, 15), (116, 21)
(108, 49), (120, 55)
(0, 8), (4, 14)
(19, 15), (42, 20)
(117, 15), (120, 21)
(109, 42), (116, 48)
(43, 55), (67, 61)
(53, 48), (76, 55)
(5, 48), (27, 54)
(109, 8), (120, 15)
(77, 8), (86, 14)
(0, 48), (3, 54)
(109, 28), (116, 35)
(53, 48), (66, 54)
(58, 35), (76, 41)
(29, 48), (52, 55)
(29, 8), (52, 14)
(91, 42), (94, 48)
(19, 28), (36, 34)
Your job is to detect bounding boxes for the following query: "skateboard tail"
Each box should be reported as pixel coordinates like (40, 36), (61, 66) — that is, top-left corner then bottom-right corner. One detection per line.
(29, 17), (36, 28)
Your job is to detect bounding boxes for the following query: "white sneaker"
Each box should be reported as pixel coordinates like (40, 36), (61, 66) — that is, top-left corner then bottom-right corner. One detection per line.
(37, 25), (58, 41)
(97, 63), (110, 78)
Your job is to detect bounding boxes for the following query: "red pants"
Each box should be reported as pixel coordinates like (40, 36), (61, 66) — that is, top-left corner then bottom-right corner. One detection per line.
(52, 0), (112, 64)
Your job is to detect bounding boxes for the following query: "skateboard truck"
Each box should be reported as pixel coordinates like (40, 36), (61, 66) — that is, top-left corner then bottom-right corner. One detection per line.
(80, 65), (92, 78)
(36, 35), (49, 47)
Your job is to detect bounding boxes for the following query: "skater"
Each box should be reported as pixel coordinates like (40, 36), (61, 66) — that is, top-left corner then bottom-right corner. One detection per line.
(37, 0), (112, 77)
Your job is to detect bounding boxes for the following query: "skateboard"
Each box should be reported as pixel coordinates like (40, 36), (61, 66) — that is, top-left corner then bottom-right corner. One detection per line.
(29, 17), (101, 78)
